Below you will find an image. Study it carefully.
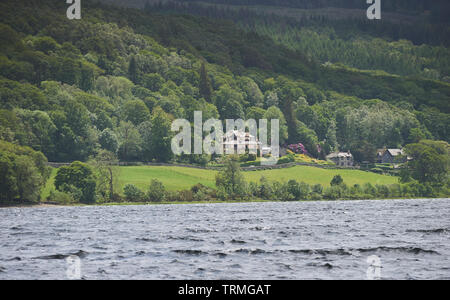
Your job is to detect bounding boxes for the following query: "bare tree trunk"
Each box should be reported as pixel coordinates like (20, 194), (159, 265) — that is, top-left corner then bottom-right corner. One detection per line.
(108, 167), (113, 200)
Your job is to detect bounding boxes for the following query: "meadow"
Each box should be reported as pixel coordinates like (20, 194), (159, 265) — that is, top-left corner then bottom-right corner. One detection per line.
(42, 165), (399, 199)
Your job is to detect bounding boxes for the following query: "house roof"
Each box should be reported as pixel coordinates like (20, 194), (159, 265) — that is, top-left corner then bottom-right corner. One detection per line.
(222, 130), (261, 145)
(326, 152), (353, 159)
(385, 149), (404, 156)
(223, 130), (256, 139)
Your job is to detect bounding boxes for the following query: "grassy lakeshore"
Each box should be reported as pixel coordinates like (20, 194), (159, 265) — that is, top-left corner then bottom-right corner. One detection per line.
(117, 165), (398, 192)
(3, 197), (447, 209)
(1, 199), (282, 208)
(42, 164), (399, 199)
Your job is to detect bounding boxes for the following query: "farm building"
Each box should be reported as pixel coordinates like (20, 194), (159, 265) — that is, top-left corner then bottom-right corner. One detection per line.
(326, 151), (354, 167)
(222, 130), (261, 155)
(380, 149), (407, 164)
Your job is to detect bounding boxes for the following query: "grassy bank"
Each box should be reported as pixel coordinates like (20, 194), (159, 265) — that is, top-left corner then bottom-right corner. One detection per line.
(4, 197), (446, 210)
(41, 165), (398, 199)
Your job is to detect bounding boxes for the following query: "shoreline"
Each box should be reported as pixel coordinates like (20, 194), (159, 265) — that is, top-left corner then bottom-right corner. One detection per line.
(1, 197), (448, 209)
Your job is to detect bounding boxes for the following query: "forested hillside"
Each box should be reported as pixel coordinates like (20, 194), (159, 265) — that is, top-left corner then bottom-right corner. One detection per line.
(0, 0), (449, 168)
(141, 0), (450, 80)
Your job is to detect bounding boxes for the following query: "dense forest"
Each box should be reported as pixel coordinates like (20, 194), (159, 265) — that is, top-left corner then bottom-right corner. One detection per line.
(171, 0), (450, 13)
(0, 0), (448, 160)
(143, 0), (450, 79)
(0, 0), (449, 203)
(104, 0), (450, 17)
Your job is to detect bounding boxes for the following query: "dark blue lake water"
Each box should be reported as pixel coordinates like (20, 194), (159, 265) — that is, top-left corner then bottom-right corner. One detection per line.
(1, 199), (449, 279)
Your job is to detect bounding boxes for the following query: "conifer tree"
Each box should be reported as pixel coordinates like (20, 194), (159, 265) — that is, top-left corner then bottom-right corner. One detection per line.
(199, 62), (213, 102)
(128, 56), (138, 84)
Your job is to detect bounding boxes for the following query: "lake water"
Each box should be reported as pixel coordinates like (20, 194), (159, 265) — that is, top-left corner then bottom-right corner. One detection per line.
(1, 199), (449, 280)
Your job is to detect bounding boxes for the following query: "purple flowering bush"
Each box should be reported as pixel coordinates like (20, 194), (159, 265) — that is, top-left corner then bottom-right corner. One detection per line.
(288, 143), (308, 155)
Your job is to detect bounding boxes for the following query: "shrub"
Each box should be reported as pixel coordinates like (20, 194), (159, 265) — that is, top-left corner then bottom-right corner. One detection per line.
(363, 183), (377, 196)
(241, 160), (261, 167)
(247, 153), (257, 161)
(258, 176), (273, 199)
(323, 186), (342, 200)
(81, 178), (97, 204)
(123, 184), (145, 202)
(330, 175), (344, 186)
(349, 184), (364, 198)
(389, 184), (402, 198)
(191, 183), (207, 194)
(176, 190), (195, 202)
(298, 182), (311, 200)
(272, 181), (294, 201)
(165, 191), (177, 202)
(286, 180), (301, 200)
(376, 184), (390, 198)
(193, 189), (210, 202)
(191, 184), (214, 201)
(312, 184), (323, 194)
(58, 183), (83, 202)
(247, 181), (259, 197)
(309, 192), (323, 200)
(147, 179), (166, 202)
(179, 154), (211, 166)
(47, 189), (77, 205)
(0, 141), (50, 204)
(370, 167), (384, 174)
(216, 156), (247, 199)
(277, 154), (295, 165)
(238, 154), (249, 162)
(193, 154), (210, 166)
(110, 193), (124, 203)
(55, 161), (97, 204)
(286, 180), (310, 200)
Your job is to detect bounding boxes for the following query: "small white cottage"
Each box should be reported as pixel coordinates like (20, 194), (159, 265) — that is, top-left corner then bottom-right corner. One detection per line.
(222, 130), (261, 155)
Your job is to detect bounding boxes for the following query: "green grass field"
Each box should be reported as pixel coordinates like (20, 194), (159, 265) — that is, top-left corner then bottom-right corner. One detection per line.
(243, 166), (398, 186)
(42, 165), (399, 199)
(41, 168), (57, 200)
(117, 166), (217, 191)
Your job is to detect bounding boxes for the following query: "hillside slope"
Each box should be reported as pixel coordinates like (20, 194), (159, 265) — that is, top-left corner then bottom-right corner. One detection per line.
(0, 0), (448, 167)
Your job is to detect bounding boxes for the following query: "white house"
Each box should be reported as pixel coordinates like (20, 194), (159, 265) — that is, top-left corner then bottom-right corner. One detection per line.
(326, 151), (354, 167)
(222, 130), (261, 155)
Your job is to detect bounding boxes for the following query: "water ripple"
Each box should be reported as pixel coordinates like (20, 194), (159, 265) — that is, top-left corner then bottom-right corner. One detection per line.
(0, 198), (449, 279)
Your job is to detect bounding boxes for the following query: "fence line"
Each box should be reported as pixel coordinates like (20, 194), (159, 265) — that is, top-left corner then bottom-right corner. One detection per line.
(47, 161), (360, 172)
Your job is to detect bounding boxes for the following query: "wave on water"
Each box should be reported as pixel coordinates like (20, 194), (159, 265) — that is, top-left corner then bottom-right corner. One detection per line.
(172, 250), (207, 256)
(407, 228), (449, 234)
(355, 246), (440, 255)
(33, 250), (88, 260)
(306, 262), (336, 269)
(288, 249), (352, 256)
(186, 228), (216, 233)
(168, 236), (204, 242)
(230, 239), (246, 244)
(135, 237), (159, 242)
(171, 246), (440, 257)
